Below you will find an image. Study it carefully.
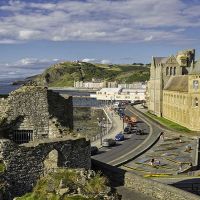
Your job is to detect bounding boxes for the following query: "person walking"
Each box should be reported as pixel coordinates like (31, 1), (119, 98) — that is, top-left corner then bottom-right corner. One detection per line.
(160, 132), (165, 141)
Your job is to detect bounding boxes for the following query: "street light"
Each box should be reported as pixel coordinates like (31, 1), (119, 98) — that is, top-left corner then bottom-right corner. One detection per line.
(97, 117), (105, 145)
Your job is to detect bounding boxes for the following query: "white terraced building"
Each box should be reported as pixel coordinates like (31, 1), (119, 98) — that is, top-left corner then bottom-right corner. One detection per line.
(95, 87), (146, 102)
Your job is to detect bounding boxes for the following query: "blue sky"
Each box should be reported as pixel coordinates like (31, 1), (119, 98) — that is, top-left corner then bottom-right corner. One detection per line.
(0, 0), (200, 80)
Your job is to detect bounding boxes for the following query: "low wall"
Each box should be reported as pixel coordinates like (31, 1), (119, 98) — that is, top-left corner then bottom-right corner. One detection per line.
(92, 159), (200, 200)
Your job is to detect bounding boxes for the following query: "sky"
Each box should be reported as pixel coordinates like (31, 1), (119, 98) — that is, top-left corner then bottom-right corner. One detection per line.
(1, 0), (200, 80)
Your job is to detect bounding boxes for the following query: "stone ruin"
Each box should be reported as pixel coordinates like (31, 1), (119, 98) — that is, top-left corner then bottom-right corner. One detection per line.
(0, 86), (91, 199)
(0, 86), (73, 143)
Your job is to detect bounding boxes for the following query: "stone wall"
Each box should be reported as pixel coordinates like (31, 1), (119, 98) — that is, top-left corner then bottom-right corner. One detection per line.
(0, 138), (90, 198)
(0, 86), (73, 141)
(5, 86), (49, 139)
(125, 172), (200, 200)
(47, 90), (73, 131)
(92, 159), (200, 200)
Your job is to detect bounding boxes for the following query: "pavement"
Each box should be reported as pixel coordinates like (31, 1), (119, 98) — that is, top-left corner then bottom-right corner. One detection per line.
(91, 106), (124, 148)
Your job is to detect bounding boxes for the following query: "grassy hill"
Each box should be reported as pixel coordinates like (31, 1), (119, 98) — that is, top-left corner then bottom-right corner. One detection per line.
(33, 61), (150, 87)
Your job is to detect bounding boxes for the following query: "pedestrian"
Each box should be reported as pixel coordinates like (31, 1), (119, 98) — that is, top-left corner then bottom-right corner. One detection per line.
(179, 163), (183, 172)
(160, 132), (165, 140)
(150, 158), (155, 166)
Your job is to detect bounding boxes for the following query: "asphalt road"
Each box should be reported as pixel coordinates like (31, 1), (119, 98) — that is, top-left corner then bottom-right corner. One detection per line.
(92, 107), (150, 165)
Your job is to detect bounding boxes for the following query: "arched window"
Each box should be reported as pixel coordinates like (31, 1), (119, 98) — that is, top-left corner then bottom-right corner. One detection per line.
(170, 67), (173, 75)
(173, 67), (176, 75)
(166, 67), (169, 75)
(194, 97), (198, 107)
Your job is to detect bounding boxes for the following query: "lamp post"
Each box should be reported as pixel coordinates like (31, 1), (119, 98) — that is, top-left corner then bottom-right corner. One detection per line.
(97, 117), (105, 145)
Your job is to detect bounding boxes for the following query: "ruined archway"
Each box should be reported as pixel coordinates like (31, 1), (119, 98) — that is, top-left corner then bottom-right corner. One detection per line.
(43, 149), (59, 174)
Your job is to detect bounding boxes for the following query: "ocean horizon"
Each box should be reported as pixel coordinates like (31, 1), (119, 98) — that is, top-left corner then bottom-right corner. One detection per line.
(0, 78), (21, 94)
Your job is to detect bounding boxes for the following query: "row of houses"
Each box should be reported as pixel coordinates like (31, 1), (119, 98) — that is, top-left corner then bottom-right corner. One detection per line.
(74, 80), (146, 90)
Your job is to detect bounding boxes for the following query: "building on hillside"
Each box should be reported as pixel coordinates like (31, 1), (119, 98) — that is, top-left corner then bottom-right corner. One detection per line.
(147, 49), (200, 131)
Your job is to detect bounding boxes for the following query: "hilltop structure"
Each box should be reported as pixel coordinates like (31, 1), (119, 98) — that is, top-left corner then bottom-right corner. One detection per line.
(147, 49), (200, 131)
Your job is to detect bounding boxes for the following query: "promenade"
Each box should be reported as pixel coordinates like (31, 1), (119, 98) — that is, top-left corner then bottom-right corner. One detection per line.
(91, 106), (123, 148)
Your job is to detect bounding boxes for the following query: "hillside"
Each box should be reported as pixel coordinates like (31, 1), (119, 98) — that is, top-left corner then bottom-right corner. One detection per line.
(32, 61), (150, 87)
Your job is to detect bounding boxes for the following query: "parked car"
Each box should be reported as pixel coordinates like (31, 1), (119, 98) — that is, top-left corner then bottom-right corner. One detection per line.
(115, 133), (125, 141)
(113, 102), (120, 108)
(136, 129), (145, 135)
(131, 128), (138, 134)
(123, 126), (131, 134)
(91, 146), (99, 156)
(102, 138), (116, 147)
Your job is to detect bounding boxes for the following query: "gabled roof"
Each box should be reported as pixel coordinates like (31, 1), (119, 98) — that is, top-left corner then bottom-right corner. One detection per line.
(164, 76), (188, 92)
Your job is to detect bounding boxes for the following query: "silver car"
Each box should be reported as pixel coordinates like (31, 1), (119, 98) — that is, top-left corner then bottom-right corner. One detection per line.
(102, 138), (116, 147)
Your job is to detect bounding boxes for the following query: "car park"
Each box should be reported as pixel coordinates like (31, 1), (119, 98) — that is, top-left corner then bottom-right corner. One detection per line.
(123, 126), (131, 134)
(91, 146), (99, 156)
(102, 138), (116, 147)
(115, 133), (125, 141)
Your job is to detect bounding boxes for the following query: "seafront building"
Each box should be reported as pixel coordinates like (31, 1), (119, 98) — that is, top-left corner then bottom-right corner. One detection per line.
(147, 49), (200, 131)
(74, 79), (146, 90)
(95, 87), (146, 102)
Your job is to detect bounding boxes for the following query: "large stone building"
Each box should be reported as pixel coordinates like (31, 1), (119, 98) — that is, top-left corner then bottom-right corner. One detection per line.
(147, 49), (200, 131)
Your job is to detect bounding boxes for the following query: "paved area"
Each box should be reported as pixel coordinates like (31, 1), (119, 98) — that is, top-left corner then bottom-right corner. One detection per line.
(124, 133), (197, 176)
(92, 106), (152, 166)
(123, 104), (198, 180)
(91, 106), (124, 148)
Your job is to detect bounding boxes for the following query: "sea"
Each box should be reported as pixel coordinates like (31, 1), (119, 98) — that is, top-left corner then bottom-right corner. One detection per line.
(0, 79), (21, 94)
(0, 78), (103, 107)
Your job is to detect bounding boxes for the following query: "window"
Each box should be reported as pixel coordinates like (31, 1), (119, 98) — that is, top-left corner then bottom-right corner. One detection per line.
(166, 67), (169, 75)
(173, 67), (176, 75)
(194, 97), (198, 107)
(170, 67), (173, 75)
(13, 130), (33, 144)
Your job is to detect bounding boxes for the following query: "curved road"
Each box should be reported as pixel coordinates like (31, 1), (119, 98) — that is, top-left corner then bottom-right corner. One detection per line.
(93, 105), (162, 166)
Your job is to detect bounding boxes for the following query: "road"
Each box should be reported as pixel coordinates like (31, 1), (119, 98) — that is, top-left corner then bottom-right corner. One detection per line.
(92, 106), (151, 165)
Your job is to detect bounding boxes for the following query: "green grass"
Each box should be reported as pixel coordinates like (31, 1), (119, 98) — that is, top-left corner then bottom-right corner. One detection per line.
(145, 112), (191, 133)
(34, 62), (150, 87)
(17, 169), (108, 200)
(0, 163), (5, 172)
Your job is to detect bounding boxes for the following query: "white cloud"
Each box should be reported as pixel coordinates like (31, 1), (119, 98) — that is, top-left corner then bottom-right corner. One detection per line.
(82, 58), (111, 64)
(0, 57), (62, 79)
(100, 60), (111, 64)
(144, 35), (153, 41)
(0, 0), (199, 43)
(82, 58), (97, 63)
